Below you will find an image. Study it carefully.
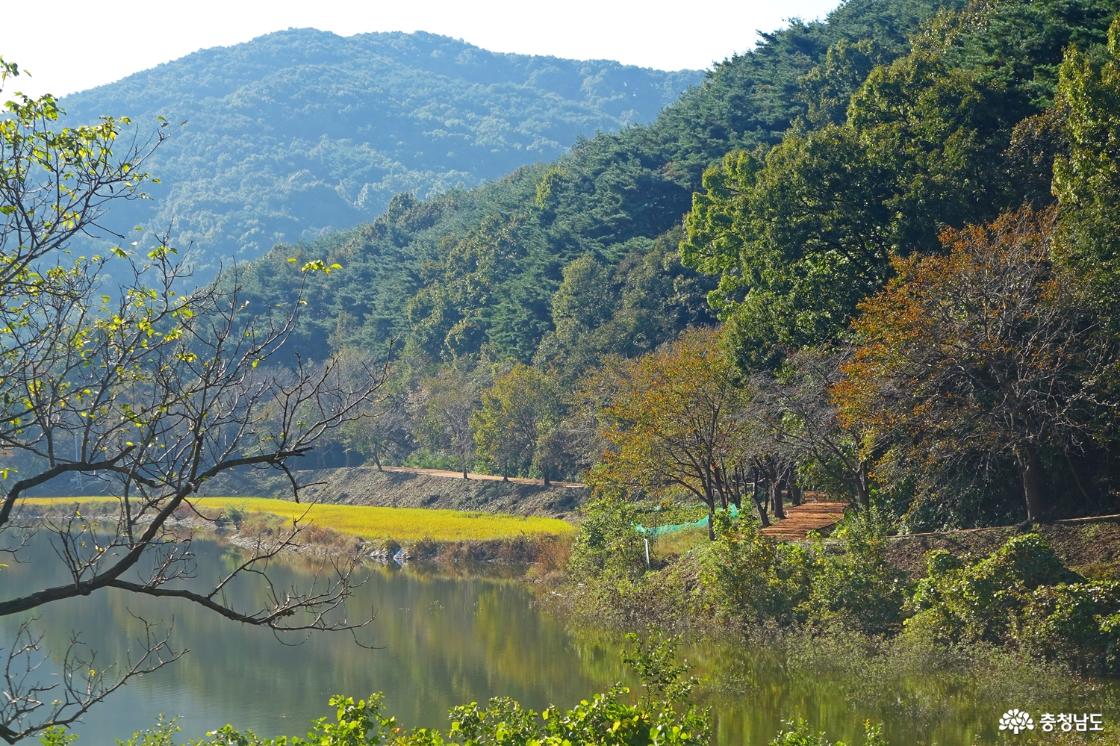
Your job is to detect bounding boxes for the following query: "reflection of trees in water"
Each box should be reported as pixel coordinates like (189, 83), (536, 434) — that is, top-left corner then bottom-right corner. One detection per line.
(677, 636), (1120, 746)
(1, 539), (611, 738)
(9, 538), (1114, 743)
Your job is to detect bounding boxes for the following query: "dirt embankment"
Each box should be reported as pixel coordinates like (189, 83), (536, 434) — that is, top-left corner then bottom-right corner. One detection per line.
(883, 513), (1120, 578)
(201, 465), (588, 518)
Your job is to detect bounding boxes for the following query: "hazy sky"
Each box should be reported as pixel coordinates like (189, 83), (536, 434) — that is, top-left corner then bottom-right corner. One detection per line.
(1, 0), (842, 99)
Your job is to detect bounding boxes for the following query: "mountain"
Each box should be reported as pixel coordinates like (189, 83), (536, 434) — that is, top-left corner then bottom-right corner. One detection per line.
(58, 29), (700, 278)
(232, 0), (967, 365)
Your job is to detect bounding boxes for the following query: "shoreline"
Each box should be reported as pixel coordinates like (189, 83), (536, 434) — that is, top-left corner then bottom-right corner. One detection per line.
(17, 496), (575, 577)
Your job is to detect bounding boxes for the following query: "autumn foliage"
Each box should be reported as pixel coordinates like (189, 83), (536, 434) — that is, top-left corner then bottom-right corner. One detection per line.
(835, 207), (1114, 522)
(591, 328), (760, 535)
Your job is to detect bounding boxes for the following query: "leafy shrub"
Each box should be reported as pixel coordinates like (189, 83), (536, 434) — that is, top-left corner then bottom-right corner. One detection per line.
(905, 534), (1081, 644)
(187, 693), (399, 745)
(1013, 581), (1120, 674)
(768, 719), (887, 746)
(440, 683), (708, 745)
(902, 533), (1120, 674)
(801, 533), (907, 635)
(226, 506), (247, 529)
(688, 510), (906, 634)
(977, 534), (1079, 589)
(568, 493), (646, 585)
(622, 632), (697, 708)
(79, 650), (709, 745)
(58, 718), (180, 745)
(37, 727), (77, 746)
(698, 518), (810, 624)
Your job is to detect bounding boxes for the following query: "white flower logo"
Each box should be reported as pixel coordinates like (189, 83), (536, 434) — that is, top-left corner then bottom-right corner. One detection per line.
(999, 709), (1035, 735)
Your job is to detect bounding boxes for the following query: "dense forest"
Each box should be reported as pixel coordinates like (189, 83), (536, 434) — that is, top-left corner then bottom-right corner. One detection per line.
(55, 29), (699, 279)
(236, 0), (961, 364)
(8, 1), (1120, 741)
(224, 0), (1120, 533)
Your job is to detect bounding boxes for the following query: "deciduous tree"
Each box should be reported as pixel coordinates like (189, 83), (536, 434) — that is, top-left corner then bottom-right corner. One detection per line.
(1052, 16), (1120, 326)
(835, 207), (1115, 522)
(413, 364), (482, 479)
(0, 62), (386, 742)
(592, 328), (765, 536)
(472, 364), (562, 484)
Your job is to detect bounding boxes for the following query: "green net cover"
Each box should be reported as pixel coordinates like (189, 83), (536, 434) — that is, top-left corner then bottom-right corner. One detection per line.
(634, 504), (743, 537)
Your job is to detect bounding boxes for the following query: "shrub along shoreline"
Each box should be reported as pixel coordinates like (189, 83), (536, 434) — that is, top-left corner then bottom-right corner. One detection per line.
(563, 496), (1120, 678)
(24, 495), (1120, 744)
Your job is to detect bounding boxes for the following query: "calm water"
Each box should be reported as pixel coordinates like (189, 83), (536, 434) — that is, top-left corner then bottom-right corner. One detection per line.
(2, 539), (1117, 744)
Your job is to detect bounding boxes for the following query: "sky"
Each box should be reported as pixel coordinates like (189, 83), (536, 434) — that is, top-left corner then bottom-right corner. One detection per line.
(0, 0), (842, 99)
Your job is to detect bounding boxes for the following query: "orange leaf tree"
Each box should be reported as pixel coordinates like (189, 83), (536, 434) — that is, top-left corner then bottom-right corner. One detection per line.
(835, 207), (1115, 524)
(591, 328), (767, 537)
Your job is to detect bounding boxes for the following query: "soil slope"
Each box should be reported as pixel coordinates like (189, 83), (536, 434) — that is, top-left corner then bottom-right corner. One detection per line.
(884, 514), (1120, 578)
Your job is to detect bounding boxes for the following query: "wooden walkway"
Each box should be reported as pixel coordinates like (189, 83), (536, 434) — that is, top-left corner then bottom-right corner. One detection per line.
(761, 499), (848, 541)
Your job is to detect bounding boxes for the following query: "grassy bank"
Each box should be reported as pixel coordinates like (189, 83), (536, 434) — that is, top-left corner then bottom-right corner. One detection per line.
(22, 496), (575, 543)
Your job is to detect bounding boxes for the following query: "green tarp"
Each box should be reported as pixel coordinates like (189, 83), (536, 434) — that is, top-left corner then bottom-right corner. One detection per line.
(634, 504), (743, 538)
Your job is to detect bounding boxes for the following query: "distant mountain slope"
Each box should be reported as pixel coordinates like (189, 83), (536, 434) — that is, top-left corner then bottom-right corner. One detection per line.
(232, 0), (967, 366)
(59, 29), (700, 278)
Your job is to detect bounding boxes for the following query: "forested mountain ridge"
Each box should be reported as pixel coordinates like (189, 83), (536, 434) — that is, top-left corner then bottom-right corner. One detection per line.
(56, 28), (700, 279)
(235, 0), (966, 365)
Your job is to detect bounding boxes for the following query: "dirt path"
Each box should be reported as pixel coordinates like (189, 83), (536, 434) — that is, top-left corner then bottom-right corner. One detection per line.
(761, 499), (848, 540)
(378, 465), (584, 489)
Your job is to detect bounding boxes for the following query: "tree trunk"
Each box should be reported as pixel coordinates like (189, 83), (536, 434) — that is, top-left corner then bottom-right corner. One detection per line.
(755, 496), (770, 528)
(790, 481), (804, 506)
(542, 468), (551, 488)
(752, 479), (771, 527)
(373, 450), (383, 472)
(856, 461), (871, 510)
(1019, 444), (1045, 522)
(708, 506), (716, 541)
(771, 474), (787, 520)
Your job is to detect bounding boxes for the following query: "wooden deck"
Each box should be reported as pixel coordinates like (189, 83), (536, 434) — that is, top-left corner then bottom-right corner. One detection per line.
(761, 499), (849, 540)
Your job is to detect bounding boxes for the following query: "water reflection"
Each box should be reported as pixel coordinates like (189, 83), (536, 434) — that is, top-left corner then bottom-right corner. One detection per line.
(1, 539), (602, 742)
(2, 539), (1118, 744)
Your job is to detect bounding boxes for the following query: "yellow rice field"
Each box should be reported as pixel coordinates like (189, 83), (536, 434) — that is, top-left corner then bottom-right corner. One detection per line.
(22, 496), (575, 542)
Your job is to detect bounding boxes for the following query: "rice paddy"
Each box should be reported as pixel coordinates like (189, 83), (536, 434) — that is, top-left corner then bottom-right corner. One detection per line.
(22, 496), (575, 542)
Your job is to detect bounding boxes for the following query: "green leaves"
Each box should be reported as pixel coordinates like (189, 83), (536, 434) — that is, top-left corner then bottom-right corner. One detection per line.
(299, 259), (344, 274)
(172, 686), (707, 745)
(1052, 17), (1120, 323)
(680, 1), (1120, 373)
(471, 364), (561, 479)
